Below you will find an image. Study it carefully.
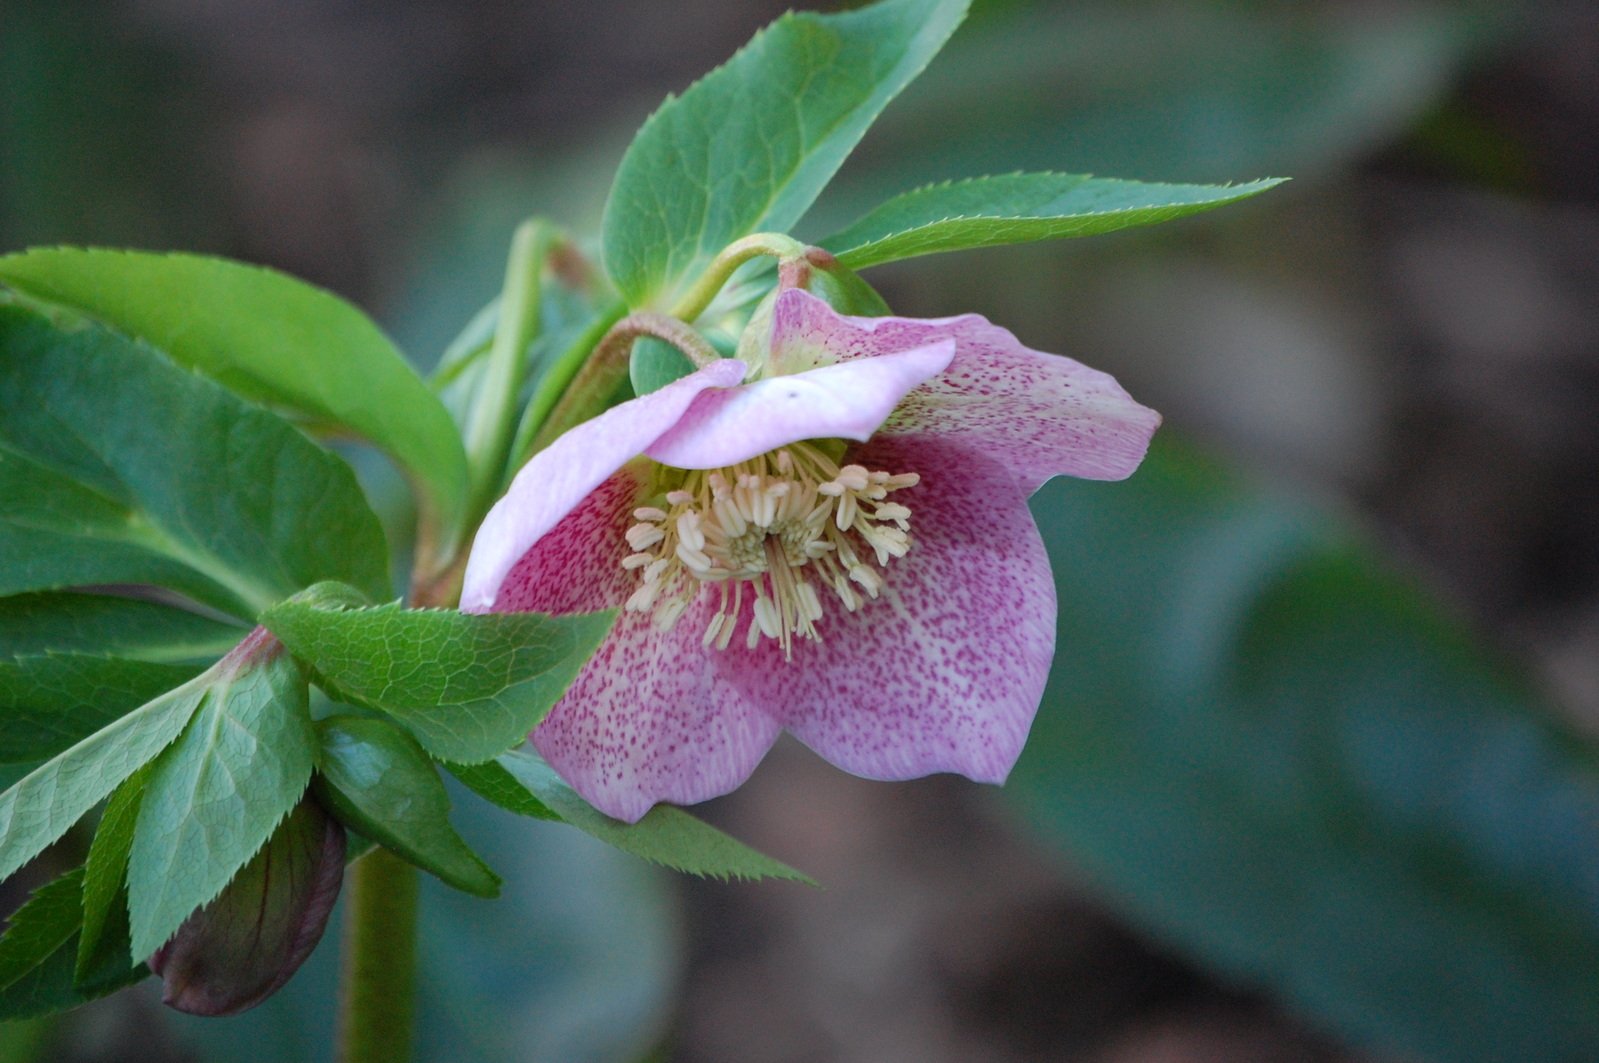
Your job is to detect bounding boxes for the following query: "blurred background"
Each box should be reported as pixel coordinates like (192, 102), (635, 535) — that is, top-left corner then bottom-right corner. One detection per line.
(3, 1), (1598, 1060)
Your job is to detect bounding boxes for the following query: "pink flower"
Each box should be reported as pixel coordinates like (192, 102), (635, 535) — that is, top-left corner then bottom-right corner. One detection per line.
(461, 290), (1160, 822)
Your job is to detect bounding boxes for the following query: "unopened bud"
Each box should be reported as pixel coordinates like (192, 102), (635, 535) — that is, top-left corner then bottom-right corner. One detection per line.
(150, 797), (345, 1016)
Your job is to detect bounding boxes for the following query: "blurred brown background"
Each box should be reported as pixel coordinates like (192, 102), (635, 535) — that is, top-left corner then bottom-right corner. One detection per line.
(3, 1), (1596, 1060)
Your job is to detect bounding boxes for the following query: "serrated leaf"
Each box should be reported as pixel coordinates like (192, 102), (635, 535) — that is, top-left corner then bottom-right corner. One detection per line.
(493, 750), (812, 883)
(0, 592), (245, 663)
(77, 766), (147, 979)
(0, 248), (468, 534)
(0, 304), (390, 616)
(1010, 435), (1599, 1063)
(0, 867), (147, 1021)
(601, 0), (969, 307)
(0, 669), (211, 886)
(445, 759), (560, 822)
(315, 718), (499, 897)
(0, 655), (202, 767)
(0, 869), (82, 995)
(128, 633), (315, 960)
(822, 173), (1286, 269)
(262, 588), (616, 764)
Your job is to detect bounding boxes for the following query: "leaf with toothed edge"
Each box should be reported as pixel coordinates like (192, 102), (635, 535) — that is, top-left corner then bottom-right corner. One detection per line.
(127, 635), (315, 960)
(489, 749), (813, 883)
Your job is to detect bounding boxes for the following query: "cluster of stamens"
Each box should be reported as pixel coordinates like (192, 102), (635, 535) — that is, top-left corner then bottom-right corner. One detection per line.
(621, 442), (919, 657)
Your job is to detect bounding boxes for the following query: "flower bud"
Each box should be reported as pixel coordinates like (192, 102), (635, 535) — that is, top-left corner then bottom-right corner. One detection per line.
(149, 796), (345, 1016)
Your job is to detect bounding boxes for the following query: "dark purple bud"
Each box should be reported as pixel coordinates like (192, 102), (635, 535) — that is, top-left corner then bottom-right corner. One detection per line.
(150, 797), (346, 1016)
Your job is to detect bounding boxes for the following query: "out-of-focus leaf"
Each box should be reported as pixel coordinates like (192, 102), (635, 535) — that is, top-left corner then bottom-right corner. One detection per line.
(262, 588), (615, 764)
(0, 592), (243, 664)
(0, 656), (201, 767)
(493, 750), (812, 884)
(1009, 436), (1599, 1063)
(0, 304), (390, 617)
(823, 173), (1285, 269)
(0, 868), (147, 1021)
(315, 718), (500, 897)
(601, 0), (969, 307)
(128, 633), (315, 960)
(446, 759), (560, 822)
(0, 248), (469, 534)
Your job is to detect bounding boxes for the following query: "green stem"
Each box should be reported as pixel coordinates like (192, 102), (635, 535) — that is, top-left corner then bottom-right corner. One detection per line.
(669, 232), (806, 322)
(463, 219), (558, 523)
(524, 312), (720, 460)
(335, 847), (420, 1063)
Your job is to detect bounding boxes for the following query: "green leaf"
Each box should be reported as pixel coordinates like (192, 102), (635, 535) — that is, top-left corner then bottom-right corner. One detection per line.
(1009, 435), (1599, 1063)
(314, 718), (500, 897)
(128, 635), (315, 960)
(0, 869), (81, 995)
(0, 592), (244, 663)
(601, 0), (969, 307)
(0, 248), (468, 533)
(0, 667), (212, 886)
(822, 173), (1286, 269)
(262, 588), (616, 764)
(0, 655), (202, 767)
(0, 868), (147, 1021)
(445, 759), (560, 822)
(492, 750), (812, 883)
(78, 766), (147, 979)
(0, 304), (390, 616)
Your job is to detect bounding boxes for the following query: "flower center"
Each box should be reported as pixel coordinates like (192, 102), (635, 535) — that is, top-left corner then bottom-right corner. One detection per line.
(621, 441), (919, 658)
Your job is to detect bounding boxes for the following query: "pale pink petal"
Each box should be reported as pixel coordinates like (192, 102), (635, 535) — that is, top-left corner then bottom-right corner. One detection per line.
(461, 359), (746, 612)
(643, 341), (953, 470)
(720, 434), (1056, 783)
(768, 289), (1160, 493)
(531, 590), (782, 823)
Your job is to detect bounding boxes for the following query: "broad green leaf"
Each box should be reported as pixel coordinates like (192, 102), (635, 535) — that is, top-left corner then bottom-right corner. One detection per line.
(822, 173), (1286, 269)
(77, 767), (147, 979)
(494, 750), (812, 883)
(445, 759), (560, 822)
(0, 248), (468, 533)
(315, 718), (499, 897)
(262, 589), (616, 764)
(601, 0), (969, 307)
(0, 592), (244, 663)
(0, 655), (202, 767)
(0, 305), (390, 616)
(0, 868), (147, 1021)
(128, 635), (315, 960)
(1009, 435), (1599, 1063)
(0, 668), (212, 885)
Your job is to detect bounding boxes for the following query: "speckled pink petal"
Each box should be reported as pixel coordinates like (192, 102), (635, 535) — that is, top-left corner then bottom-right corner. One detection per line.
(461, 359), (746, 612)
(531, 589), (783, 823)
(719, 434), (1056, 783)
(643, 341), (953, 470)
(768, 289), (1160, 493)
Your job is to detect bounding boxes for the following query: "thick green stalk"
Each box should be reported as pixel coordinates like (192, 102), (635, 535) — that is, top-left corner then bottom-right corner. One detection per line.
(334, 847), (420, 1063)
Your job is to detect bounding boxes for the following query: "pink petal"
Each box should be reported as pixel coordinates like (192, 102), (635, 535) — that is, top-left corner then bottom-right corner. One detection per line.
(643, 341), (954, 470)
(462, 359), (746, 612)
(531, 591), (783, 823)
(485, 464), (781, 822)
(769, 289), (1160, 493)
(720, 434), (1056, 783)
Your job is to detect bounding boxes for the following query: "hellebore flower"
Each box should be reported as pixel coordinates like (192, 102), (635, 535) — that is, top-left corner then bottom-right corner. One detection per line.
(461, 289), (1160, 822)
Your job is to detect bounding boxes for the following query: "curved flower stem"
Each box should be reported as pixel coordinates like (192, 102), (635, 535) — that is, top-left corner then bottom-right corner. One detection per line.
(462, 219), (560, 526)
(670, 232), (807, 322)
(334, 847), (419, 1063)
(524, 311), (721, 459)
